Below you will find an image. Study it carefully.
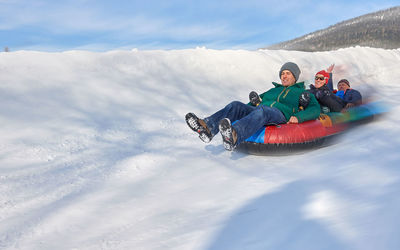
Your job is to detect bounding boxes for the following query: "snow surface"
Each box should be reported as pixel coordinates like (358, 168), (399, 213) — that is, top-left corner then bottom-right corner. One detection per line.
(1, 47), (400, 250)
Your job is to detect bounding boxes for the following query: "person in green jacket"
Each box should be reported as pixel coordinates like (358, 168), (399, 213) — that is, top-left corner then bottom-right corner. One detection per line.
(185, 62), (321, 151)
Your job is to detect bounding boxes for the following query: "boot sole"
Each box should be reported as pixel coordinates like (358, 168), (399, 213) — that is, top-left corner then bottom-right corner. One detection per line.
(219, 118), (235, 151)
(185, 113), (211, 143)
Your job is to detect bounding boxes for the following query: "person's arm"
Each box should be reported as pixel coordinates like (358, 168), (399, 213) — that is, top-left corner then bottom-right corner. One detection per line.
(327, 73), (334, 91)
(349, 89), (362, 105)
(326, 64), (335, 92)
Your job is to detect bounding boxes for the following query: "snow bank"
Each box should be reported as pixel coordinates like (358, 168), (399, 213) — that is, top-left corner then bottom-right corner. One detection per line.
(1, 47), (400, 250)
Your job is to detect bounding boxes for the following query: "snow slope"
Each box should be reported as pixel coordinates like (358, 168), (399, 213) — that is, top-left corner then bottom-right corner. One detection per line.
(1, 47), (400, 250)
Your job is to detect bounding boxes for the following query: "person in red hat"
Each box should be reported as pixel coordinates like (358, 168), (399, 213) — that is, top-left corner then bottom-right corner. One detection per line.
(308, 64), (345, 113)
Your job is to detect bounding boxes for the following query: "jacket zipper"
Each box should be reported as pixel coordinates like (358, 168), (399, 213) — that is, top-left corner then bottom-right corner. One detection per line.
(283, 89), (291, 98)
(270, 87), (287, 107)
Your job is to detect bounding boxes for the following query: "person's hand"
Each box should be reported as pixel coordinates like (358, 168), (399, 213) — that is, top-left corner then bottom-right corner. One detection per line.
(288, 116), (299, 124)
(341, 103), (355, 112)
(326, 64), (335, 73)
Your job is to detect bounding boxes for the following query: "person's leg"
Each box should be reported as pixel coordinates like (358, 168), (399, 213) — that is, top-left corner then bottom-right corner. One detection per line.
(203, 101), (255, 137)
(232, 106), (286, 145)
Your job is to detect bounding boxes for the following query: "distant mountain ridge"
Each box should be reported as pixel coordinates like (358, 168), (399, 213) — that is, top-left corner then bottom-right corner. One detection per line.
(265, 6), (400, 51)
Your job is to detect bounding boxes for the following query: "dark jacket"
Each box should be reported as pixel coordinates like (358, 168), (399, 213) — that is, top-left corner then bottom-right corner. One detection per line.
(258, 82), (320, 123)
(328, 72), (362, 105)
(336, 89), (362, 105)
(309, 84), (345, 112)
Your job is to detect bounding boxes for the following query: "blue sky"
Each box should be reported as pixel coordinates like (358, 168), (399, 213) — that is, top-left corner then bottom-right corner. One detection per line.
(1, 0), (399, 51)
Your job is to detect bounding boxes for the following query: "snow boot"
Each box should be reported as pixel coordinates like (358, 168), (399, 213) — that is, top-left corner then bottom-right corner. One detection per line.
(218, 118), (237, 151)
(249, 91), (261, 106)
(185, 113), (213, 143)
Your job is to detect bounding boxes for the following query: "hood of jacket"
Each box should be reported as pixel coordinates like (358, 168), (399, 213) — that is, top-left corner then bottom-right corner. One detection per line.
(272, 81), (305, 89)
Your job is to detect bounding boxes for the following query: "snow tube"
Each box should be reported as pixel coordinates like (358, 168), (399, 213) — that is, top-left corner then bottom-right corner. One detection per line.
(236, 102), (387, 155)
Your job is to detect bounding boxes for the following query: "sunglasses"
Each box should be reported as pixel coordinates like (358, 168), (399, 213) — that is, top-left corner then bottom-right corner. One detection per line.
(315, 76), (325, 81)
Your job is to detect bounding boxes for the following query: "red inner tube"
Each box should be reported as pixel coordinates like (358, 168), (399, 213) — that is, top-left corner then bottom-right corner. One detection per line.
(263, 120), (345, 144)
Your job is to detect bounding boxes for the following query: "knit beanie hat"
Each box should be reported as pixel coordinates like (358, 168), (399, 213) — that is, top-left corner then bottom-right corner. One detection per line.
(338, 79), (350, 87)
(316, 70), (330, 84)
(279, 62), (301, 82)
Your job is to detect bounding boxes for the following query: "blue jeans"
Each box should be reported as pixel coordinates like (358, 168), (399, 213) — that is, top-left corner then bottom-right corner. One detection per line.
(203, 101), (287, 145)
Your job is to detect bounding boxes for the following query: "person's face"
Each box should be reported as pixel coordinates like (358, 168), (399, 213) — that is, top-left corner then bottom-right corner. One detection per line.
(314, 74), (326, 88)
(281, 70), (296, 86)
(338, 82), (350, 91)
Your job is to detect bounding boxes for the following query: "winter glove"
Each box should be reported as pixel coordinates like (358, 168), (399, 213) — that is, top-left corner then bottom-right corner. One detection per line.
(299, 91), (310, 110)
(315, 89), (330, 100)
(249, 91), (261, 106)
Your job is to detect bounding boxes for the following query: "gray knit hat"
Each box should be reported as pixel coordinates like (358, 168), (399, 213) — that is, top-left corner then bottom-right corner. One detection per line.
(279, 62), (301, 82)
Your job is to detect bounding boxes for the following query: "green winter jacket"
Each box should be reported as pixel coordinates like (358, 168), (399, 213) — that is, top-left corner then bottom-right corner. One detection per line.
(258, 81), (320, 123)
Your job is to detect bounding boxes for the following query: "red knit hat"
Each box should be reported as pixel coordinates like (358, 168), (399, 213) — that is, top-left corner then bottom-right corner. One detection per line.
(315, 70), (330, 84)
